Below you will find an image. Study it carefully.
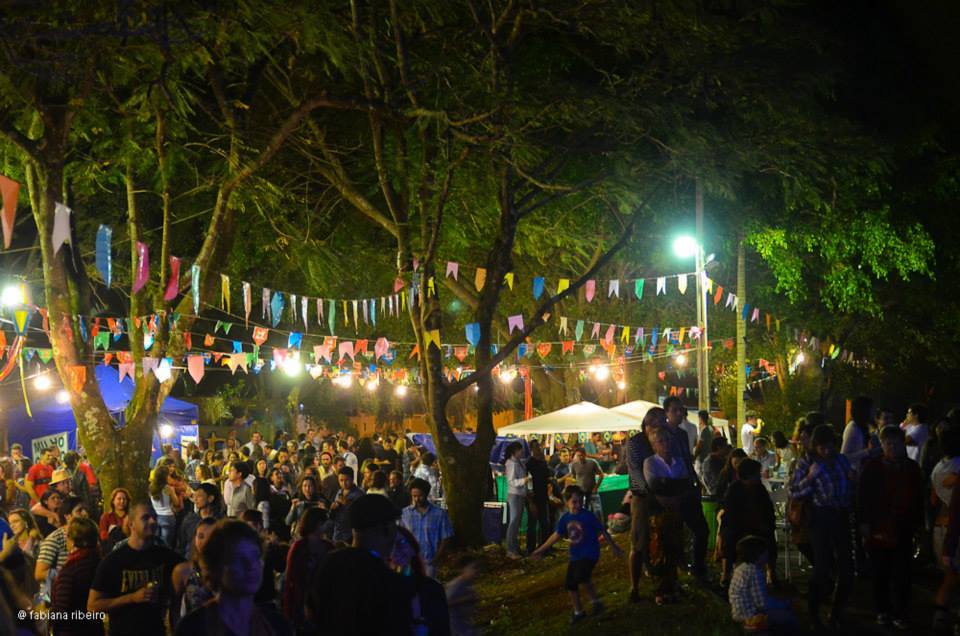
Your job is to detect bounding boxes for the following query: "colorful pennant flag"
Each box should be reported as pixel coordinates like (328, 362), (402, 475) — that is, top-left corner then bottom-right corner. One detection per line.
(96, 225), (111, 286)
(163, 257), (181, 301)
(0, 174), (20, 249)
(507, 315), (524, 334)
(445, 261), (459, 279)
(52, 203), (71, 254)
(585, 280), (595, 302)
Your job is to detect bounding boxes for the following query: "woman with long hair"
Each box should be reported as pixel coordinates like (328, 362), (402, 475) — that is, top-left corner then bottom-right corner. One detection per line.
(50, 517), (102, 636)
(7, 508), (43, 558)
(97, 487), (131, 544)
(282, 506), (332, 633)
(284, 476), (325, 530)
(175, 520), (291, 635)
(171, 517), (217, 629)
(149, 465), (181, 546)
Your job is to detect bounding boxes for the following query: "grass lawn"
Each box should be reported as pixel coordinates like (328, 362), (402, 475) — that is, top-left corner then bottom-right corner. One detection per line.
(467, 533), (743, 635)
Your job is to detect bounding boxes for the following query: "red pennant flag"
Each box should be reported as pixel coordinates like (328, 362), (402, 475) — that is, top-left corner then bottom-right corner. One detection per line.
(0, 174), (20, 249)
(164, 257), (181, 301)
(562, 340), (574, 354)
(454, 346), (468, 361)
(184, 332), (192, 350)
(91, 318), (100, 339)
(39, 308), (49, 333)
(714, 285), (723, 306)
(188, 355), (205, 384)
(0, 330), (6, 355)
(252, 327), (268, 346)
(355, 339), (368, 356)
(537, 342), (552, 357)
(102, 352), (114, 366)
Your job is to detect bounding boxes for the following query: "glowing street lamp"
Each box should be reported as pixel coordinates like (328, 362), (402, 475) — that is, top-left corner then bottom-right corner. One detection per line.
(56, 390), (70, 404)
(594, 365), (610, 381)
(1, 284), (24, 307)
(395, 384), (408, 398)
(673, 234), (710, 411)
(675, 353), (688, 367)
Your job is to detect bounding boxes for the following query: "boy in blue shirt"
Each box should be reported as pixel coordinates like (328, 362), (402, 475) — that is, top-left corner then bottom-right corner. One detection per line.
(531, 484), (624, 623)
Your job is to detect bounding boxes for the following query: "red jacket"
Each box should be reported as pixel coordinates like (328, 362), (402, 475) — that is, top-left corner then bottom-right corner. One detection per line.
(857, 455), (924, 543)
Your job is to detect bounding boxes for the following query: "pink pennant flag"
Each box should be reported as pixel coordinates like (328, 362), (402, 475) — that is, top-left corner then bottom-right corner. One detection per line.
(314, 342), (333, 363)
(0, 174), (20, 249)
(133, 242), (149, 293)
(751, 307), (760, 323)
(507, 315), (524, 334)
(591, 322), (601, 339)
(141, 357), (158, 376)
(689, 326), (702, 340)
(187, 355), (205, 384)
(585, 280), (596, 302)
(445, 261), (459, 280)
(603, 324), (615, 345)
(163, 257), (181, 301)
(272, 349), (288, 367)
(394, 277), (405, 293)
(375, 337), (390, 360)
(338, 340), (355, 361)
(118, 361), (135, 383)
(262, 288), (271, 320)
(302, 296), (309, 331)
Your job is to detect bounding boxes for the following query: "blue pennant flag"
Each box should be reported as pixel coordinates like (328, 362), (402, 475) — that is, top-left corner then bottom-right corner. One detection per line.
(288, 332), (303, 349)
(532, 277), (545, 300)
(232, 340), (243, 353)
(271, 292), (285, 327)
(96, 225), (112, 287)
(465, 322), (480, 346)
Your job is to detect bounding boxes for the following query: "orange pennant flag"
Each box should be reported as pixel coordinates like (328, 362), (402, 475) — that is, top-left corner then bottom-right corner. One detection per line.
(0, 174), (20, 249)
(68, 365), (86, 394)
(204, 333), (215, 347)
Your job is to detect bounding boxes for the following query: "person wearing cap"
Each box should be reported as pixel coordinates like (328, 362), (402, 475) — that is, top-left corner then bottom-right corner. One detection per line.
(307, 495), (414, 635)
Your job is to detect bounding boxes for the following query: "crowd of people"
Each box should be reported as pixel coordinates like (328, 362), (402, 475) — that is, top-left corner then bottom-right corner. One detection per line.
(1, 395), (959, 634)
(0, 429), (466, 635)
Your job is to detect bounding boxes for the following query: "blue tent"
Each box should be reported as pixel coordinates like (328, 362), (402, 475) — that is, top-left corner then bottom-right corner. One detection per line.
(409, 433), (529, 465)
(6, 365), (199, 461)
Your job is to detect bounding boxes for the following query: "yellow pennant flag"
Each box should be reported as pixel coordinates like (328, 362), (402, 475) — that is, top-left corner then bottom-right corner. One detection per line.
(424, 329), (441, 350)
(678, 327), (686, 344)
(220, 274), (230, 312)
(620, 326), (630, 344)
(504, 272), (514, 290)
(475, 268), (487, 291)
(342, 301), (349, 326)
(557, 278), (570, 294)
(427, 277), (436, 297)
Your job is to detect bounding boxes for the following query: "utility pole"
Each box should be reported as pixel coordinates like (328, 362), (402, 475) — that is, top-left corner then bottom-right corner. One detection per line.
(695, 180), (709, 411)
(736, 237), (747, 446)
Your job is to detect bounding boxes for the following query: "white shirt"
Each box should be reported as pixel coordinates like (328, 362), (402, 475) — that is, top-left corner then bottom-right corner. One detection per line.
(740, 423), (757, 455)
(342, 451), (359, 479)
(932, 457), (960, 506)
(904, 423), (928, 462)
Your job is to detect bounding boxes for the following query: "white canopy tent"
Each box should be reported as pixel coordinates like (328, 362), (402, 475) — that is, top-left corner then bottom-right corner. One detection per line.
(498, 401), (640, 436)
(609, 399), (662, 424)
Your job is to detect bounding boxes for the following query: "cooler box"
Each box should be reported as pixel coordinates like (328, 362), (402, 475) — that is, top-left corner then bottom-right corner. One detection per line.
(483, 502), (506, 544)
(598, 474), (629, 517)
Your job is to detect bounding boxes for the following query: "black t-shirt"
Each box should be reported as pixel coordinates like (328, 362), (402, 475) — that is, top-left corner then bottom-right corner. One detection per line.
(311, 548), (413, 635)
(91, 542), (184, 636)
(526, 457), (550, 499)
(174, 602), (292, 636)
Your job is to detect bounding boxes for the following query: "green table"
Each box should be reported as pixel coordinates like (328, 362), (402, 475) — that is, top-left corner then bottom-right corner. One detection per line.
(597, 473), (629, 518)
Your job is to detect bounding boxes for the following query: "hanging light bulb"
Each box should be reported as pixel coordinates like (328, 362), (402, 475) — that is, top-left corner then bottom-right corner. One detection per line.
(500, 368), (517, 384)
(1, 284), (24, 307)
(56, 390), (70, 404)
(588, 364), (599, 376)
(366, 378), (379, 392)
(159, 423), (174, 439)
(616, 380), (626, 391)
(283, 353), (303, 377)
(34, 373), (52, 391)
(675, 353), (687, 367)
(395, 384), (408, 397)
(795, 351), (806, 364)
(594, 365), (610, 381)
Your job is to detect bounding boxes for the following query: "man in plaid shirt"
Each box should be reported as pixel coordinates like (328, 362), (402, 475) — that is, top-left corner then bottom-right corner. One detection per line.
(401, 477), (453, 577)
(788, 424), (854, 630)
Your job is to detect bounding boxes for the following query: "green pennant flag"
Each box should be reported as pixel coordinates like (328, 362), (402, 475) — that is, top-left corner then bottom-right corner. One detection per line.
(171, 311), (180, 326)
(94, 331), (110, 351)
(252, 344), (260, 360)
(246, 352), (256, 365)
(634, 279), (644, 300)
(222, 322), (233, 335)
(23, 348), (35, 360)
(37, 349), (53, 364)
(328, 300), (336, 335)
(214, 320), (224, 333)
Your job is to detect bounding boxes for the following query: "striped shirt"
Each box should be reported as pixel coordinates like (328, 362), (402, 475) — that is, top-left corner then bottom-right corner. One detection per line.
(37, 526), (69, 569)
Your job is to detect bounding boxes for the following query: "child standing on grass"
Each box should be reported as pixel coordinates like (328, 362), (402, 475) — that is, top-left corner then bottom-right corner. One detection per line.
(729, 536), (798, 634)
(530, 484), (624, 624)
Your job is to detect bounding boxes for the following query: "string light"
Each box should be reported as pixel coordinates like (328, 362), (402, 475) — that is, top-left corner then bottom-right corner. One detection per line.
(616, 380), (626, 391)
(34, 373), (52, 391)
(159, 423), (174, 438)
(395, 384), (408, 397)
(795, 351), (805, 364)
(365, 378), (379, 392)
(500, 368), (517, 384)
(55, 390), (70, 404)
(282, 353), (302, 377)
(594, 366), (609, 381)
(675, 353), (687, 367)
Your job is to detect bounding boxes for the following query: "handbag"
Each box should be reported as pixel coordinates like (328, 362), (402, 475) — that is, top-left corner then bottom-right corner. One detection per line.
(787, 497), (812, 528)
